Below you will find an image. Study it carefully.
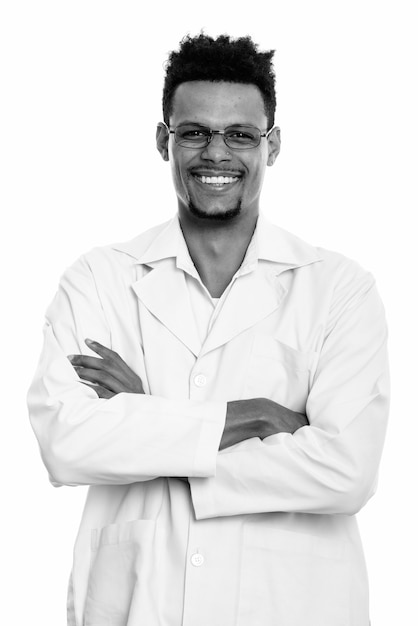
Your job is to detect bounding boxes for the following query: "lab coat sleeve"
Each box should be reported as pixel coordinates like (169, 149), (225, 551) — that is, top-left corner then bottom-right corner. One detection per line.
(27, 255), (226, 487)
(189, 271), (389, 518)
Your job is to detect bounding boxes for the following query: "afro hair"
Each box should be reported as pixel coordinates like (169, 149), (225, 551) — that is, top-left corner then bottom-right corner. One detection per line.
(162, 33), (276, 127)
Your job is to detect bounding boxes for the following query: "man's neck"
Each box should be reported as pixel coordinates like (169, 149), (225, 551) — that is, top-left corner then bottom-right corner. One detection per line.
(178, 211), (258, 298)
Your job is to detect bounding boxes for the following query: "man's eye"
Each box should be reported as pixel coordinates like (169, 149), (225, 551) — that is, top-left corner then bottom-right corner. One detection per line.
(182, 129), (208, 138)
(179, 127), (208, 140)
(229, 130), (255, 140)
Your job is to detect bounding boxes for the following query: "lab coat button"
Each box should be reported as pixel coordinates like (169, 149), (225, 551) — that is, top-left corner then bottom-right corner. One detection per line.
(194, 374), (207, 387)
(190, 553), (204, 567)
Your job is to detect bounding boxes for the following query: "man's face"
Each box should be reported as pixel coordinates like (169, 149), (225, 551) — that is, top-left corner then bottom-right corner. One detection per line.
(157, 81), (280, 222)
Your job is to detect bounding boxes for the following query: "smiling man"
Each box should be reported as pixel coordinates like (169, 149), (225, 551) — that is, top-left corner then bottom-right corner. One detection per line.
(28, 34), (389, 626)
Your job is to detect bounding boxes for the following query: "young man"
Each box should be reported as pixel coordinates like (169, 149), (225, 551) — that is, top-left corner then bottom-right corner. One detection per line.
(28, 34), (389, 626)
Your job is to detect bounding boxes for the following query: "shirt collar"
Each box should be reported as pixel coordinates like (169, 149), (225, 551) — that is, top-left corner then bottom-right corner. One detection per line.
(111, 213), (323, 271)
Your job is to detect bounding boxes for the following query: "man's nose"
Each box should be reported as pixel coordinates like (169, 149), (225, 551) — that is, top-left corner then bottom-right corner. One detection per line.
(200, 133), (232, 162)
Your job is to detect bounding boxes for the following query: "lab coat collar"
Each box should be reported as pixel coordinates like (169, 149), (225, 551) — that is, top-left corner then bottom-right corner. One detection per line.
(112, 215), (323, 357)
(112, 214), (323, 270)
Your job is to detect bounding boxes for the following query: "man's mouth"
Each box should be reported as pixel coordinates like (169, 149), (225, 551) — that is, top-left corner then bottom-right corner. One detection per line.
(191, 171), (242, 188)
(195, 175), (240, 185)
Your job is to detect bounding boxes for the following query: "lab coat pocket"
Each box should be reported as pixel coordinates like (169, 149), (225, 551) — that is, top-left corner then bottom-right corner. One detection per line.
(84, 519), (158, 626)
(237, 525), (350, 626)
(244, 334), (318, 412)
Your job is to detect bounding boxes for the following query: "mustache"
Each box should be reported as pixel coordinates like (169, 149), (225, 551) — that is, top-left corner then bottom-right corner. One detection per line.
(188, 167), (245, 176)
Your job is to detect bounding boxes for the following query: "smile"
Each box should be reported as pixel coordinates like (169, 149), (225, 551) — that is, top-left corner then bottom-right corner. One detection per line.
(195, 175), (240, 185)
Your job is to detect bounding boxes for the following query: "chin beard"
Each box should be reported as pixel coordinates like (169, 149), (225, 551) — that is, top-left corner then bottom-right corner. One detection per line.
(188, 200), (242, 221)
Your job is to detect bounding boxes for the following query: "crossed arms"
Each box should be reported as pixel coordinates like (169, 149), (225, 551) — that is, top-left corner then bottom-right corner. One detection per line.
(27, 253), (389, 518)
(68, 339), (309, 451)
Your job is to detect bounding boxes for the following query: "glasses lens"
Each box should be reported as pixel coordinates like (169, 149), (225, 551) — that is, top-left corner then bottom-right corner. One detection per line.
(173, 124), (263, 149)
(174, 124), (210, 147)
(225, 126), (261, 149)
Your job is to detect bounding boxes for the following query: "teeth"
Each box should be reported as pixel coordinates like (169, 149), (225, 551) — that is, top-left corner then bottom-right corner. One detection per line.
(197, 175), (239, 184)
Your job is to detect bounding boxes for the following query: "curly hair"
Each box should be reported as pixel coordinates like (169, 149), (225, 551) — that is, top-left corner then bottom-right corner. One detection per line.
(162, 34), (276, 127)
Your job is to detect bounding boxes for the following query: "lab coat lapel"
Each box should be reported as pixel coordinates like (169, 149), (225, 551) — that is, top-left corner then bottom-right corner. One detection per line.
(132, 263), (201, 358)
(199, 215), (324, 356)
(201, 267), (287, 356)
(113, 215), (323, 359)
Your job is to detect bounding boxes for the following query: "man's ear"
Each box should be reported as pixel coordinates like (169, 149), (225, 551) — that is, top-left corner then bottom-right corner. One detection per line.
(267, 127), (281, 166)
(156, 122), (169, 161)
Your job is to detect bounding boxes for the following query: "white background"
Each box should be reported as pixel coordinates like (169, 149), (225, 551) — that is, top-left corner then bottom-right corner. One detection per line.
(1, 0), (417, 623)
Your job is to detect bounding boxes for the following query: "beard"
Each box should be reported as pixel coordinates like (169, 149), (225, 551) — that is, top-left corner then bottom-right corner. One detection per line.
(188, 199), (242, 221)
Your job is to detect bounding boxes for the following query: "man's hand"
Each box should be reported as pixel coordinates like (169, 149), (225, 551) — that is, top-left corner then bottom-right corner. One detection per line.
(221, 398), (308, 451)
(68, 342), (307, 453)
(68, 339), (144, 399)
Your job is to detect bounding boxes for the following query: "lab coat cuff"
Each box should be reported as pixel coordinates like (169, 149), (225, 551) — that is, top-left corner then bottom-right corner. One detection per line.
(189, 473), (217, 519)
(193, 402), (227, 477)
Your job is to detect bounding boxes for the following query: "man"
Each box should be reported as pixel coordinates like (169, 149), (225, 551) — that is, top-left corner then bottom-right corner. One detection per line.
(28, 34), (389, 626)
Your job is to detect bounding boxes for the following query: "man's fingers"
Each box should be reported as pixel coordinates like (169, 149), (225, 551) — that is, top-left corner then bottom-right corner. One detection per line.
(80, 381), (115, 399)
(74, 366), (126, 393)
(83, 339), (141, 382)
(68, 346), (137, 386)
(68, 354), (104, 369)
(84, 338), (122, 362)
(68, 353), (128, 385)
(67, 340), (145, 394)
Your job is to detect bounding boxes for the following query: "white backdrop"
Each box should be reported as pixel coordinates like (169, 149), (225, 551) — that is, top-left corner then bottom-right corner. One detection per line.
(1, 1), (416, 623)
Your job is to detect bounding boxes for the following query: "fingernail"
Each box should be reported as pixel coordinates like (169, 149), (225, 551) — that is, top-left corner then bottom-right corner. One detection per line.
(85, 338), (93, 345)
(68, 355), (75, 362)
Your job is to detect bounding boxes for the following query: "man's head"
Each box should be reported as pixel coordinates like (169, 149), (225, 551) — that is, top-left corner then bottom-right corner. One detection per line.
(157, 34), (281, 223)
(162, 34), (276, 129)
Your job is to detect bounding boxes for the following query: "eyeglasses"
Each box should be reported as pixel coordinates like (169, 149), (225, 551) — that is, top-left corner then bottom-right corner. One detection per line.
(165, 122), (274, 150)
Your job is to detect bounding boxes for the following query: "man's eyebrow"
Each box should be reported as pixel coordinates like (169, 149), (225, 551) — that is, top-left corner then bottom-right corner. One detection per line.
(174, 120), (210, 126)
(174, 120), (258, 128)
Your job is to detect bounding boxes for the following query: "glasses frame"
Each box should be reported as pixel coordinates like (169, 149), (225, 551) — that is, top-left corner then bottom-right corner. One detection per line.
(163, 122), (275, 150)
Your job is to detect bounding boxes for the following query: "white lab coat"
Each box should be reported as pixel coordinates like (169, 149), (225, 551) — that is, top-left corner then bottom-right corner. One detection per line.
(28, 215), (389, 626)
